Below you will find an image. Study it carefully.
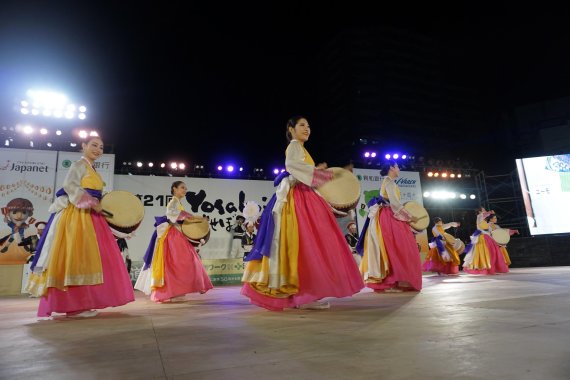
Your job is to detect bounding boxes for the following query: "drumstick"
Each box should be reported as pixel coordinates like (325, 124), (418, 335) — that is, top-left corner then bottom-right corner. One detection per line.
(102, 209), (114, 218)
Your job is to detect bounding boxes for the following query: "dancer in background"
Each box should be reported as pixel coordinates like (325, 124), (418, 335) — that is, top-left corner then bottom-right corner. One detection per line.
(345, 221), (361, 266)
(487, 213), (519, 268)
(357, 160), (422, 292)
(422, 217), (461, 275)
(26, 136), (134, 318)
(135, 181), (213, 302)
(241, 116), (363, 311)
(463, 207), (509, 275)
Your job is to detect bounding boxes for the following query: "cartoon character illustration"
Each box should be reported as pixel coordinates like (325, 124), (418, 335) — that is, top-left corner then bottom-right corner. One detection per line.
(0, 198), (37, 264)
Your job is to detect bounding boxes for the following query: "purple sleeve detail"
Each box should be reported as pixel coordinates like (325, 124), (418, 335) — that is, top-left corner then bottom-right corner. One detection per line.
(311, 168), (333, 187)
(75, 192), (99, 209)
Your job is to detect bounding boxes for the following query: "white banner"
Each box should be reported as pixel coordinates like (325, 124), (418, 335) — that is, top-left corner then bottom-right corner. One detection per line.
(113, 175), (274, 261)
(353, 169), (429, 254)
(56, 152), (115, 191)
(0, 148), (57, 266)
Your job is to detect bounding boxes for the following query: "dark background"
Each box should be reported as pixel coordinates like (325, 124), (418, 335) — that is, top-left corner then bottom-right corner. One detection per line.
(1, 1), (570, 175)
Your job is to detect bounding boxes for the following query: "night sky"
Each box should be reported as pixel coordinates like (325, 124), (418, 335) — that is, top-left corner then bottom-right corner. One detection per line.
(1, 1), (570, 174)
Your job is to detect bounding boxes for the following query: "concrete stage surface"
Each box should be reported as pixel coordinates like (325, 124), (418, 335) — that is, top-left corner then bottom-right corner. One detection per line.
(1, 267), (569, 380)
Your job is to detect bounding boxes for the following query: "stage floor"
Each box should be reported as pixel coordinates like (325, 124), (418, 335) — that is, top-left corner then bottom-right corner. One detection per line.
(1, 267), (570, 380)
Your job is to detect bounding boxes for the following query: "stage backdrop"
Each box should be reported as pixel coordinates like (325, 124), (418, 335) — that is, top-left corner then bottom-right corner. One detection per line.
(0, 148), (58, 294)
(352, 169), (429, 257)
(113, 175), (274, 285)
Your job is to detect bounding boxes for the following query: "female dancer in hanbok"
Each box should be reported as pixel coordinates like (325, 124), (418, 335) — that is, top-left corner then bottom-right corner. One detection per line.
(26, 136), (134, 318)
(356, 161), (422, 291)
(135, 181), (213, 302)
(422, 217), (462, 275)
(463, 207), (509, 274)
(487, 214), (519, 268)
(241, 116), (364, 311)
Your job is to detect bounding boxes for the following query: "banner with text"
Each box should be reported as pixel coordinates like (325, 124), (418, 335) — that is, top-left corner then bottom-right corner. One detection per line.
(114, 175), (274, 285)
(0, 148), (57, 267)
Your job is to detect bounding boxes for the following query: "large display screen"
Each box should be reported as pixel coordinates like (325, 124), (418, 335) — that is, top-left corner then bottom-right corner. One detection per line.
(516, 154), (570, 235)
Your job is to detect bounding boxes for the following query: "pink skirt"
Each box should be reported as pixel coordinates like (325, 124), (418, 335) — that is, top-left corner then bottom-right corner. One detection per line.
(151, 227), (213, 302)
(367, 207), (422, 291)
(464, 235), (509, 275)
(241, 184), (364, 310)
(38, 213), (135, 317)
(422, 247), (459, 275)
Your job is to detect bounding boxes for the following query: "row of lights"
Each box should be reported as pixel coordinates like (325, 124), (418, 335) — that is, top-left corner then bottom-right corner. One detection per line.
(427, 171), (463, 178)
(363, 152), (410, 160)
(2, 126), (98, 149)
(121, 162), (287, 178)
(19, 90), (87, 120)
(423, 191), (477, 200)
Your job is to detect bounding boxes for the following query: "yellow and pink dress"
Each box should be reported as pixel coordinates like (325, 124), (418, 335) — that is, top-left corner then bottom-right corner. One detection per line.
(26, 158), (134, 317)
(241, 140), (364, 310)
(134, 197), (213, 302)
(463, 213), (509, 274)
(356, 177), (422, 291)
(422, 223), (461, 275)
(489, 222), (513, 267)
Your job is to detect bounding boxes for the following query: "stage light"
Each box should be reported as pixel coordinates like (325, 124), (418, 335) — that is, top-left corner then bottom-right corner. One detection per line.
(56, 130), (62, 136)
(217, 165), (223, 171)
(402, 155), (407, 159)
(20, 100), (28, 107)
(450, 193), (456, 199)
(65, 111), (74, 119)
(21, 108), (29, 115)
(67, 104), (76, 111)
(31, 109), (40, 116)
(385, 154), (391, 159)
(227, 165), (234, 172)
(78, 113), (86, 120)
(364, 152), (370, 158)
(78, 130), (88, 139)
(179, 163), (186, 170)
(460, 194), (467, 199)
(239, 167), (243, 172)
(136, 162), (143, 167)
(147, 162), (153, 168)
(427, 172), (433, 177)
(89, 131), (98, 137)
(160, 163), (166, 168)
(23, 126), (33, 134)
(29, 141), (34, 148)
(273, 168), (279, 174)
(79, 105), (87, 113)
(434, 172), (440, 177)
(393, 154), (399, 159)
(40, 128), (48, 135)
(457, 174), (462, 178)
(4, 140), (9, 146)
(47, 142), (52, 147)
(442, 172), (448, 178)
(70, 142), (77, 147)
(171, 162), (178, 169)
(470, 194), (476, 199)
(423, 192), (430, 198)
(450, 173), (456, 178)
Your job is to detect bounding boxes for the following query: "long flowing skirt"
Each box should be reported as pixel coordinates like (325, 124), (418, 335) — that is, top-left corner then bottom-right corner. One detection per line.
(241, 183), (364, 311)
(32, 211), (134, 317)
(361, 207), (422, 291)
(422, 242), (460, 275)
(464, 234), (509, 275)
(149, 227), (213, 302)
